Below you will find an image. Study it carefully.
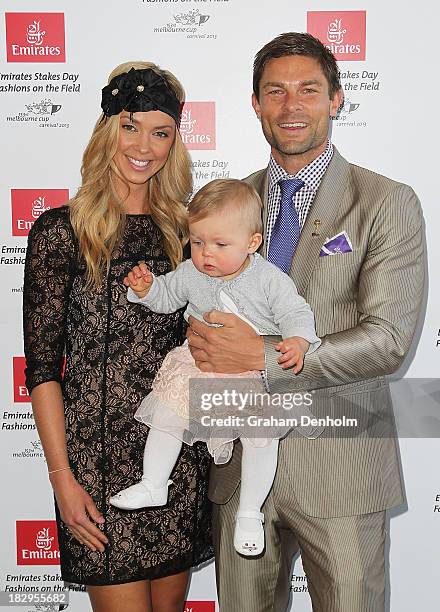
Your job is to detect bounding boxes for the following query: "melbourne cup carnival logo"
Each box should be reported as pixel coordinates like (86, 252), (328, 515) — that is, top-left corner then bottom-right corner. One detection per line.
(16, 521), (60, 565)
(11, 439), (45, 461)
(5, 13), (66, 62)
(151, 8), (217, 39)
(335, 97), (361, 122)
(11, 189), (68, 236)
(25, 99), (62, 116)
(153, 8), (210, 33)
(339, 98), (360, 115)
(5, 98), (66, 128)
(307, 11), (366, 61)
(180, 102), (216, 150)
(174, 9), (210, 26)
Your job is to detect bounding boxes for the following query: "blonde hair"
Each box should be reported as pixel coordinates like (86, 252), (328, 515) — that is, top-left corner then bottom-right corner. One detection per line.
(188, 179), (263, 234)
(69, 61), (191, 290)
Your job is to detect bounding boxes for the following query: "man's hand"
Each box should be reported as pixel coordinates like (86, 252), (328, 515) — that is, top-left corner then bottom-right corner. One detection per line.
(275, 336), (310, 373)
(123, 262), (153, 299)
(187, 311), (265, 373)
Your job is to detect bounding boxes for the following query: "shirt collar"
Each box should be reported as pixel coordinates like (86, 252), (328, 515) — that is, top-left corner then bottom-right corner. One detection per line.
(269, 140), (334, 193)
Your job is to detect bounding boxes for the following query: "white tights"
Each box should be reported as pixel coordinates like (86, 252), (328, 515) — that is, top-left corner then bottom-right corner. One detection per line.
(142, 427), (183, 488)
(142, 429), (280, 524)
(237, 438), (279, 530)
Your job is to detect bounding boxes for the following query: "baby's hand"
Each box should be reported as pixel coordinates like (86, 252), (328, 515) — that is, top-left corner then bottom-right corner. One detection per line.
(275, 336), (310, 374)
(123, 262), (154, 298)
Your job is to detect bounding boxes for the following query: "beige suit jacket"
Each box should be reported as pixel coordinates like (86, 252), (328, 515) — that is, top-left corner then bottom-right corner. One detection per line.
(208, 147), (425, 518)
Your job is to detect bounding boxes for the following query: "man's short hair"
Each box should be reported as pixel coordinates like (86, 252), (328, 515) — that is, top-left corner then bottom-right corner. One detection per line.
(253, 32), (342, 100)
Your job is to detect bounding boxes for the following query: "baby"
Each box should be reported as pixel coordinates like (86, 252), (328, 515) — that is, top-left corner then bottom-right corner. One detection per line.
(110, 179), (320, 556)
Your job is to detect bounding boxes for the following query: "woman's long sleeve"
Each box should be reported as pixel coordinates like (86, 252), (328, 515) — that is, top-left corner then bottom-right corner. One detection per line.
(23, 208), (75, 394)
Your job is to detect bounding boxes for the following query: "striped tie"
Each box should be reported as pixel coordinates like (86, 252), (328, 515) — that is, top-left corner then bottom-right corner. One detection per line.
(268, 178), (305, 273)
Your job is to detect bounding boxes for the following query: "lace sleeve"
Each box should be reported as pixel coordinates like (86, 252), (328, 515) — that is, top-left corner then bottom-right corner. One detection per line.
(23, 207), (76, 395)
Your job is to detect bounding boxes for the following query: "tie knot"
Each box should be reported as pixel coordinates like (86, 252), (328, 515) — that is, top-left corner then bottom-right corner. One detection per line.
(278, 178), (304, 199)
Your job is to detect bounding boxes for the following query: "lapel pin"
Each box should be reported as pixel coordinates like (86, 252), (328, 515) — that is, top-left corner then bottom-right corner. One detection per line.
(312, 219), (322, 236)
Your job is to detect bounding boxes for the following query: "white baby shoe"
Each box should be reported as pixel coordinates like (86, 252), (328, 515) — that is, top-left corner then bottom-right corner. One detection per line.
(110, 479), (173, 510)
(233, 510), (265, 556)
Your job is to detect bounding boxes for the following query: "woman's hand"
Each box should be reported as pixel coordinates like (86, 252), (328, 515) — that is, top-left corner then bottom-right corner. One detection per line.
(50, 470), (108, 552)
(29, 383), (107, 553)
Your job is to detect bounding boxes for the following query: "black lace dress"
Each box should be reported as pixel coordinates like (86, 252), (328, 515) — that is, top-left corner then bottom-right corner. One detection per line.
(23, 207), (213, 586)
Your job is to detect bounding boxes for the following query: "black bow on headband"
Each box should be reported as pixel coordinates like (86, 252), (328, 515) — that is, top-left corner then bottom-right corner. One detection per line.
(101, 67), (181, 124)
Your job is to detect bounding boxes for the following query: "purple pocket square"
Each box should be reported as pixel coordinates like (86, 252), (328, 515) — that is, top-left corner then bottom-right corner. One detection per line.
(319, 231), (353, 257)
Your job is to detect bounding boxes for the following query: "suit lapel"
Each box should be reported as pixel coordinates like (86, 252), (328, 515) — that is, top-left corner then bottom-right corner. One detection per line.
(290, 148), (350, 295)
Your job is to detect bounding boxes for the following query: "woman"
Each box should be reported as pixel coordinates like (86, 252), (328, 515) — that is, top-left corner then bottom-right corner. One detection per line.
(23, 61), (213, 612)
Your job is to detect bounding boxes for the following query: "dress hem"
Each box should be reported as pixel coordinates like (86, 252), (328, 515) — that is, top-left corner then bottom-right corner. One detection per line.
(61, 550), (215, 587)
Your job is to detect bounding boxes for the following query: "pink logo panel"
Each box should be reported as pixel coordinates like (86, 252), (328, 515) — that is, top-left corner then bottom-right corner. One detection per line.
(13, 357), (29, 403)
(180, 102), (216, 150)
(6, 12), (66, 63)
(307, 11), (366, 61)
(16, 520), (60, 565)
(11, 189), (68, 237)
(184, 603), (216, 612)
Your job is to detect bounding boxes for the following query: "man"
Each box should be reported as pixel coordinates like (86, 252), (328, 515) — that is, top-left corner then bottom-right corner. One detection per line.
(187, 32), (424, 611)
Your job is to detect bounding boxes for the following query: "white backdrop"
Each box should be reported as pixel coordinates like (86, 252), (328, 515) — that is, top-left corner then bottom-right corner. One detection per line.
(1, 1), (439, 611)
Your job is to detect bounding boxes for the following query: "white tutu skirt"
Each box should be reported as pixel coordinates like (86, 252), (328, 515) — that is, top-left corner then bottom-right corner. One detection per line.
(135, 341), (294, 464)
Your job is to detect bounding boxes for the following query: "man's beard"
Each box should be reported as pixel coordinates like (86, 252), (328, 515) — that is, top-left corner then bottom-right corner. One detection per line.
(264, 127), (320, 157)
(262, 119), (325, 157)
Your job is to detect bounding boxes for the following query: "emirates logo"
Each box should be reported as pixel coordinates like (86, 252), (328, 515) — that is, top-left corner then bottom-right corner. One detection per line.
(36, 527), (54, 551)
(16, 521), (60, 565)
(327, 19), (346, 45)
(6, 13), (66, 63)
(307, 11), (366, 61)
(26, 20), (45, 45)
(31, 196), (50, 219)
(11, 188), (68, 236)
(180, 102), (216, 150)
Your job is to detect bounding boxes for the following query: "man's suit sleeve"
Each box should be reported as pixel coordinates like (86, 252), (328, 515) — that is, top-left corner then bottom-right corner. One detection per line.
(264, 184), (425, 393)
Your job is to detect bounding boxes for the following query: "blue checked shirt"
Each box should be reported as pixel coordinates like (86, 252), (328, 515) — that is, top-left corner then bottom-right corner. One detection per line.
(261, 141), (332, 389)
(266, 140), (333, 251)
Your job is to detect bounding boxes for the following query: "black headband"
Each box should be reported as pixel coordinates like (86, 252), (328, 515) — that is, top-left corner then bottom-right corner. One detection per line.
(101, 67), (181, 124)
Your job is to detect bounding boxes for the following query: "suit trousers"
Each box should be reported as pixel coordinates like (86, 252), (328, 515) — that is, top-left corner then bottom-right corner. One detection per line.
(213, 449), (386, 612)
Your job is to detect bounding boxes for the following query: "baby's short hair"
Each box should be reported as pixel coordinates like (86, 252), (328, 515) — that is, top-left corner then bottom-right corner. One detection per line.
(188, 178), (263, 234)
